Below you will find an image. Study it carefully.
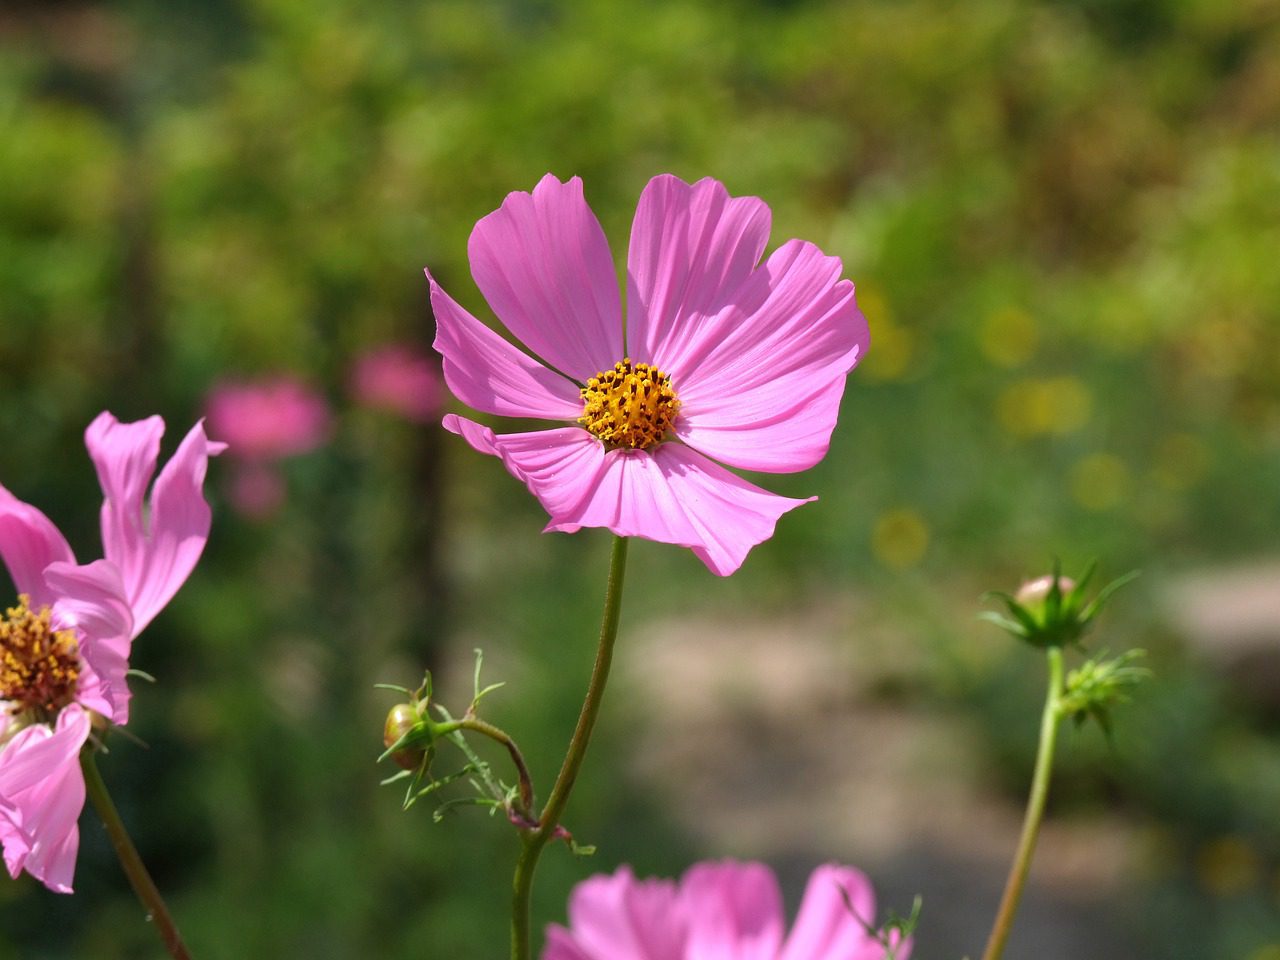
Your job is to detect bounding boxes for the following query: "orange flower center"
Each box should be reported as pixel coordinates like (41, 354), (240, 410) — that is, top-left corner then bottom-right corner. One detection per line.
(1, 595), (80, 721)
(579, 358), (681, 450)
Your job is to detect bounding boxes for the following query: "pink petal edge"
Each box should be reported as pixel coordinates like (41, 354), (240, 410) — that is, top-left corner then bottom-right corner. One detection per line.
(0, 487), (76, 610)
(85, 413), (220, 638)
(430, 270), (584, 420)
(468, 174), (623, 380)
(626, 175), (771, 379)
(0, 705), (91, 894)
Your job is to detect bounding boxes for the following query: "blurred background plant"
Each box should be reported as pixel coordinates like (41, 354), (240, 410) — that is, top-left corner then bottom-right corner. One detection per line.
(1, 0), (1278, 956)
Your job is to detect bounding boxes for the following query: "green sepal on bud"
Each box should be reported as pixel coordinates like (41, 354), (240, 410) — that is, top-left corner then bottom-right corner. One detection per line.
(980, 560), (1139, 649)
(383, 702), (433, 771)
(1059, 649), (1150, 737)
(376, 671), (442, 772)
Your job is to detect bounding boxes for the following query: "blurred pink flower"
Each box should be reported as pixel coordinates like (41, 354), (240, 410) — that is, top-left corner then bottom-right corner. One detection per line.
(204, 377), (330, 518)
(430, 174), (868, 576)
(543, 860), (910, 960)
(0, 413), (221, 892)
(351, 343), (442, 423)
(204, 377), (331, 461)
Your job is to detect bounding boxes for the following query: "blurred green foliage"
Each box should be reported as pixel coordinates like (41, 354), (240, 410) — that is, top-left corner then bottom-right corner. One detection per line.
(1, 0), (1279, 956)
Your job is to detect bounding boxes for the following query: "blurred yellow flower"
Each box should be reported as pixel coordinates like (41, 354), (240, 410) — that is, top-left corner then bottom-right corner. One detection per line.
(1070, 453), (1130, 511)
(1151, 432), (1210, 491)
(979, 306), (1038, 368)
(872, 508), (929, 570)
(1246, 945), (1280, 960)
(1196, 835), (1260, 898)
(859, 284), (916, 382)
(996, 377), (1093, 437)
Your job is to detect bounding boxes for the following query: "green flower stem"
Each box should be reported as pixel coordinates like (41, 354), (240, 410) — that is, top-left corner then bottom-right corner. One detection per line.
(980, 645), (1065, 960)
(457, 716), (536, 815)
(511, 535), (629, 960)
(80, 749), (193, 960)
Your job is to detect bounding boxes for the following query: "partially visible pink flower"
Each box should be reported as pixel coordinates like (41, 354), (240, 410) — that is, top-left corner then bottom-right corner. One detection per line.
(543, 860), (910, 960)
(350, 343), (443, 423)
(430, 174), (868, 576)
(204, 377), (331, 461)
(204, 377), (330, 518)
(0, 412), (221, 892)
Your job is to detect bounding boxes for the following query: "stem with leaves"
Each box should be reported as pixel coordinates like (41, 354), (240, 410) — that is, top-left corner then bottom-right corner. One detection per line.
(510, 535), (629, 960)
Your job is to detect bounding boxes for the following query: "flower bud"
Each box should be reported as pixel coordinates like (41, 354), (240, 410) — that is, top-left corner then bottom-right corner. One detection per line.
(1015, 575), (1076, 610)
(384, 702), (429, 771)
(981, 561), (1138, 649)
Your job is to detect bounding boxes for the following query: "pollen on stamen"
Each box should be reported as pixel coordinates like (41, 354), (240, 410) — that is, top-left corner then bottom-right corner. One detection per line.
(1, 595), (80, 720)
(579, 357), (680, 450)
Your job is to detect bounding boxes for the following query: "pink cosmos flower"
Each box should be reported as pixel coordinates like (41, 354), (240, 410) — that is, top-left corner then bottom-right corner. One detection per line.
(351, 343), (443, 423)
(204, 377), (330, 518)
(0, 412), (222, 892)
(543, 860), (911, 960)
(429, 174), (868, 576)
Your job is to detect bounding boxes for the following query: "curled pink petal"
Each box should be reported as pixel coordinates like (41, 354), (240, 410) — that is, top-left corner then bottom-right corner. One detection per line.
(468, 174), (622, 379)
(431, 273), (584, 420)
(86, 413), (220, 637)
(46, 559), (134, 725)
(627, 175), (771, 378)
(0, 486), (76, 609)
(682, 861), (785, 960)
(0, 705), (90, 894)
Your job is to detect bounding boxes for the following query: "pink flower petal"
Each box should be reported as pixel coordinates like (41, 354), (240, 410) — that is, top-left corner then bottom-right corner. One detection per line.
(86, 414), (220, 637)
(681, 861), (785, 960)
(626, 176), (771, 379)
(0, 705), (90, 894)
(776, 864), (891, 960)
(430, 271), (585, 420)
(468, 174), (623, 380)
(0, 486), (76, 610)
(443, 416), (609, 522)
(558, 866), (686, 960)
(46, 559), (134, 725)
(671, 241), (867, 473)
(541, 926), (597, 960)
(545, 443), (813, 577)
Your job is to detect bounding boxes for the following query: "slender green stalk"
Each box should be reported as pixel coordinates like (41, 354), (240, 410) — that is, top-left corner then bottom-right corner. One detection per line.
(980, 645), (1065, 960)
(80, 749), (193, 960)
(457, 716), (536, 815)
(511, 536), (630, 960)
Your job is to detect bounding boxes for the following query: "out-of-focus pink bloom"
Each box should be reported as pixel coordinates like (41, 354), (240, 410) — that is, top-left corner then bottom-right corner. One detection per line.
(204, 377), (331, 461)
(430, 174), (868, 576)
(543, 860), (910, 960)
(204, 377), (330, 518)
(0, 413), (221, 892)
(351, 344), (443, 423)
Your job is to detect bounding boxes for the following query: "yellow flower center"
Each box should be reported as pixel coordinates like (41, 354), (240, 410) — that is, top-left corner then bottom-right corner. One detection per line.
(579, 358), (680, 450)
(1, 595), (80, 721)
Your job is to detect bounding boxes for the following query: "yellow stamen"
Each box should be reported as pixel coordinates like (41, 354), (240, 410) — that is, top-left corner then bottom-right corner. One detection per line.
(579, 358), (680, 450)
(1, 595), (80, 720)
